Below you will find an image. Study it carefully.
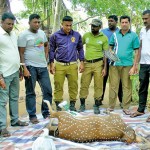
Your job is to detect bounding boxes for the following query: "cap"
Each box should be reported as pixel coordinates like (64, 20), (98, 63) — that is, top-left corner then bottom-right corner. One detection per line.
(90, 19), (102, 26)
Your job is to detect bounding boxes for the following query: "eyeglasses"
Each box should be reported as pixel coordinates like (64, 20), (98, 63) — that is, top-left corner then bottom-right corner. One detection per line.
(91, 24), (99, 28)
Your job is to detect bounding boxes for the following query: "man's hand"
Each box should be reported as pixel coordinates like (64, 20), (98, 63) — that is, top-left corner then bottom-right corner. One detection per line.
(50, 63), (55, 74)
(0, 79), (6, 89)
(129, 65), (138, 75)
(101, 68), (106, 77)
(79, 61), (84, 73)
(23, 67), (31, 78)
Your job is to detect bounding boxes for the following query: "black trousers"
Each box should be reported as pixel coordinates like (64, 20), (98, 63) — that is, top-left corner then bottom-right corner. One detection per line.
(137, 64), (150, 113)
(102, 62), (123, 102)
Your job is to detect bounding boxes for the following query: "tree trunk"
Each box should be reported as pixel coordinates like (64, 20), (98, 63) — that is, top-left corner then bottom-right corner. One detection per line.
(0, 0), (11, 19)
(52, 0), (62, 33)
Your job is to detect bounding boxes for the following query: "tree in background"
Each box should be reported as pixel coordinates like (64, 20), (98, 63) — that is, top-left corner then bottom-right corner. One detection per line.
(19, 0), (69, 35)
(72, 0), (150, 33)
(0, 0), (11, 19)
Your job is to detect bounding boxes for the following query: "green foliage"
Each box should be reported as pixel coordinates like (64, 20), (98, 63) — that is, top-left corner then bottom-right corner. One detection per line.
(130, 74), (139, 104)
(21, 0), (52, 20)
(72, 0), (150, 27)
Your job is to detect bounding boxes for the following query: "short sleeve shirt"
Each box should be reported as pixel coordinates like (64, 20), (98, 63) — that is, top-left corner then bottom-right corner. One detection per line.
(139, 27), (150, 64)
(18, 29), (48, 67)
(82, 32), (109, 60)
(109, 30), (140, 66)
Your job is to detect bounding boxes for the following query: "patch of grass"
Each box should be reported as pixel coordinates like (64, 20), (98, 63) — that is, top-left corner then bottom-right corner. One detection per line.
(131, 74), (150, 111)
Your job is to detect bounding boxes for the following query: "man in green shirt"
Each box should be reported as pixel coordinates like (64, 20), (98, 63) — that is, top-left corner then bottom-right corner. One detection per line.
(108, 15), (140, 115)
(79, 19), (108, 114)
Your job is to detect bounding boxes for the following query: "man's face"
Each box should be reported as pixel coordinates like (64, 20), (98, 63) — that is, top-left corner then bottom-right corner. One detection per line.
(1, 19), (14, 33)
(91, 24), (100, 34)
(62, 21), (72, 34)
(108, 18), (117, 29)
(120, 18), (130, 31)
(29, 18), (40, 31)
(142, 13), (150, 27)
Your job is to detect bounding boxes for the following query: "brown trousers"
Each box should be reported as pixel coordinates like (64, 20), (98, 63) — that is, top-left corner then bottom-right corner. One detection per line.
(54, 63), (78, 102)
(80, 61), (104, 100)
(109, 66), (132, 109)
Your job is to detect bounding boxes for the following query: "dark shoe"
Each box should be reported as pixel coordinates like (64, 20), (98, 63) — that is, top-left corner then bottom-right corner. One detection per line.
(43, 114), (50, 119)
(99, 101), (103, 105)
(79, 98), (85, 112)
(0, 128), (11, 137)
(95, 100), (101, 106)
(70, 101), (76, 111)
(93, 105), (100, 114)
(120, 103), (123, 109)
(11, 120), (29, 126)
(55, 101), (62, 111)
(79, 104), (85, 112)
(30, 118), (39, 124)
(130, 111), (145, 118)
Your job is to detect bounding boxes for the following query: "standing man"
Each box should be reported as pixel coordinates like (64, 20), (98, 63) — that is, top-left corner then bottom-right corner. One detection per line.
(18, 14), (52, 124)
(101, 15), (123, 106)
(109, 15), (140, 115)
(79, 19), (108, 114)
(0, 12), (28, 137)
(49, 16), (84, 111)
(130, 10), (150, 121)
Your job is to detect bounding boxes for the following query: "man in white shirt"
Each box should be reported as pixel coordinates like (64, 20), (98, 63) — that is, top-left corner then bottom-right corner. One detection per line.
(130, 10), (150, 121)
(0, 12), (28, 137)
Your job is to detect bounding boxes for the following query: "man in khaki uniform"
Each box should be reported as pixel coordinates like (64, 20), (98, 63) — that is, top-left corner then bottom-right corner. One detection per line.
(49, 16), (84, 111)
(79, 19), (109, 114)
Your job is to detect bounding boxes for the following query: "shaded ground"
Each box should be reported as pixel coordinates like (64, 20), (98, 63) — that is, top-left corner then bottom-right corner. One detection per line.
(18, 73), (121, 114)
(7, 73), (123, 122)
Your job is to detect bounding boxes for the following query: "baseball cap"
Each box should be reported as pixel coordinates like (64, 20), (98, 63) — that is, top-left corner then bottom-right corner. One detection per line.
(90, 19), (102, 26)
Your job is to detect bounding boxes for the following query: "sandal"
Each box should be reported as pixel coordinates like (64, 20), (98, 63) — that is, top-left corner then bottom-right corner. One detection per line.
(123, 109), (131, 115)
(107, 108), (114, 112)
(146, 116), (150, 122)
(11, 120), (29, 127)
(0, 128), (11, 137)
(30, 118), (39, 124)
(130, 111), (144, 118)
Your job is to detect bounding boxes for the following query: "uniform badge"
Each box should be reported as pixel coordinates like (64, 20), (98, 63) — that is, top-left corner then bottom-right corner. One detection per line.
(71, 37), (75, 42)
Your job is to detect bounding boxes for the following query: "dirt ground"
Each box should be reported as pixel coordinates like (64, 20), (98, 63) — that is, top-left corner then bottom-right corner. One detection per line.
(7, 72), (121, 121)
(18, 73), (121, 116)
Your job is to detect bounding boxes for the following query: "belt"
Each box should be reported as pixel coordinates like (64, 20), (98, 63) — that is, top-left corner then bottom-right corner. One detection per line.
(85, 58), (103, 63)
(56, 61), (77, 66)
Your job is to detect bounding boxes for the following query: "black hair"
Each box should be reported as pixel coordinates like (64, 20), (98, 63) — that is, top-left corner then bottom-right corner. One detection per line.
(1, 12), (16, 21)
(29, 14), (40, 22)
(108, 15), (118, 22)
(120, 15), (130, 23)
(142, 10), (150, 15)
(62, 16), (73, 22)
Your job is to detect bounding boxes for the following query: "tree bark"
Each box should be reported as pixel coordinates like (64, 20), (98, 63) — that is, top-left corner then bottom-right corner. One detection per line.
(52, 0), (62, 33)
(0, 0), (11, 19)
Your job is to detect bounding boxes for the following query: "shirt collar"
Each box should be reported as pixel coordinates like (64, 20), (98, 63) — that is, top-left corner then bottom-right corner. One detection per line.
(60, 28), (74, 35)
(91, 31), (103, 36)
(107, 27), (119, 31)
(119, 29), (131, 33)
(0, 26), (12, 35)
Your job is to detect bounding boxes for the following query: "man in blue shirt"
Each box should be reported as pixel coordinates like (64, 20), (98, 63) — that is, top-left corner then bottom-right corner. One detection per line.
(101, 15), (122, 107)
(49, 16), (84, 111)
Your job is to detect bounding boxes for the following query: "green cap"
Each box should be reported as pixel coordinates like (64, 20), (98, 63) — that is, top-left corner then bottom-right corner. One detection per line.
(90, 19), (102, 26)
